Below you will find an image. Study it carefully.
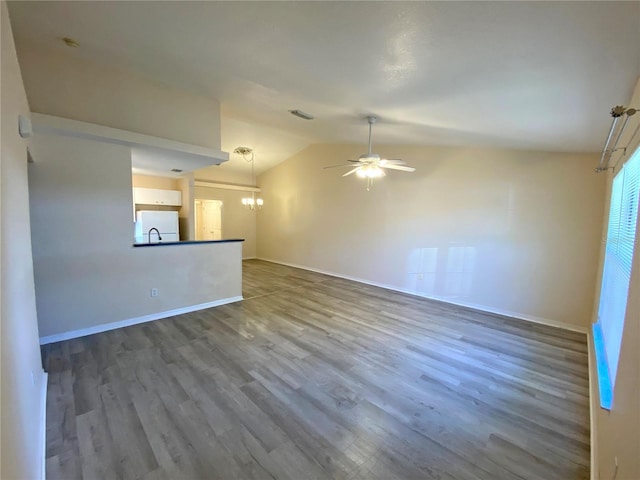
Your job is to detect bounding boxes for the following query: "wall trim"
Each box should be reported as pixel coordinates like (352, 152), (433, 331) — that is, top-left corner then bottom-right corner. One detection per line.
(257, 257), (589, 335)
(40, 371), (49, 480)
(194, 180), (261, 193)
(587, 330), (599, 480)
(39, 296), (243, 344)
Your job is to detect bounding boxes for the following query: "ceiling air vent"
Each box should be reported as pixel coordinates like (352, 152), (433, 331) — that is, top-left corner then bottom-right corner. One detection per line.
(289, 109), (314, 120)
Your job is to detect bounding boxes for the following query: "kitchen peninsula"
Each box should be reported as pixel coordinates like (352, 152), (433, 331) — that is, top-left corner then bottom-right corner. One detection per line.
(28, 115), (244, 344)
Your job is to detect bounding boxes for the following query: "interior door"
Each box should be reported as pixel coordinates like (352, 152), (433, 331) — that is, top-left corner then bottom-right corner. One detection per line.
(195, 199), (222, 240)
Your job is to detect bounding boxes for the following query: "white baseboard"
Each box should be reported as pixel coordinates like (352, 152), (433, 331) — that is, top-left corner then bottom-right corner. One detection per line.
(40, 371), (48, 480)
(39, 296), (243, 345)
(587, 331), (599, 480)
(257, 257), (588, 334)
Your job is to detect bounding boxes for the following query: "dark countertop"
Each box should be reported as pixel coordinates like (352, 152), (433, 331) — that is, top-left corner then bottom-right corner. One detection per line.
(133, 239), (245, 248)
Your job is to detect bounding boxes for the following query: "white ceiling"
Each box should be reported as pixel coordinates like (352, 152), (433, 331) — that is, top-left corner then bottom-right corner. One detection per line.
(8, 1), (640, 174)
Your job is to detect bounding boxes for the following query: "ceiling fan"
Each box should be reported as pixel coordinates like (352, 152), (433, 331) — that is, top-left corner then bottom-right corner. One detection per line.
(325, 115), (415, 190)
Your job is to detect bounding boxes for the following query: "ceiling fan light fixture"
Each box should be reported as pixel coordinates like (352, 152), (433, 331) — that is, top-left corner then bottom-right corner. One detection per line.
(324, 115), (414, 190)
(356, 165), (385, 179)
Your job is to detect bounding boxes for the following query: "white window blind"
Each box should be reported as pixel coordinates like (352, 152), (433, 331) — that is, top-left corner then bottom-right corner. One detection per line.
(597, 148), (640, 391)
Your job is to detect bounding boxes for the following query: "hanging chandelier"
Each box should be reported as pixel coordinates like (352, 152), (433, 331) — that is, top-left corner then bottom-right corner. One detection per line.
(234, 146), (263, 210)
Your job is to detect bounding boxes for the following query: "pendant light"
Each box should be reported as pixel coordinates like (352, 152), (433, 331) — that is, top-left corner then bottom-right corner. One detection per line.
(234, 146), (263, 210)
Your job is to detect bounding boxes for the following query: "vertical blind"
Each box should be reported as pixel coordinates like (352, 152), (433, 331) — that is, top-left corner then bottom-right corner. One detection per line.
(597, 148), (640, 388)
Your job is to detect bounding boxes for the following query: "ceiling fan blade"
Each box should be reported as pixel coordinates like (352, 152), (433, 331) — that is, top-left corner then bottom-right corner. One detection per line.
(380, 159), (406, 165)
(379, 164), (416, 172)
(324, 164), (356, 169)
(343, 166), (362, 177)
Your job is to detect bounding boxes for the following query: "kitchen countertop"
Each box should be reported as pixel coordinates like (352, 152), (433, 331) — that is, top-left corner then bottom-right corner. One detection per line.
(133, 239), (244, 247)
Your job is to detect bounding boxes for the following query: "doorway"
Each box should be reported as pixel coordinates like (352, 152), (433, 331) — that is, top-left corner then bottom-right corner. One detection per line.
(194, 199), (223, 240)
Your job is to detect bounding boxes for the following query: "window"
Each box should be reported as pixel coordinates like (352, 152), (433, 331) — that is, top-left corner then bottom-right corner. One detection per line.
(593, 148), (640, 409)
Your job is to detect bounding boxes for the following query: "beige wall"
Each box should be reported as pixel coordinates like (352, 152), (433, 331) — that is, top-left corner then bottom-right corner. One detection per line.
(196, 164), (254, 185)
(257, 144), (605, 328)
(132, 174), (179, 190)
(591, 77), (640, 480)
(15, 42), (221, 150)
(0, 3), (47, 478)
(29, 133), (241, 339)
(194, 186), (257, 259)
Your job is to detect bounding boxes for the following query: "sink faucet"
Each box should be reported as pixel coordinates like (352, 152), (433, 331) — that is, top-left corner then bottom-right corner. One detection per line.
(148, 228), (162, 244)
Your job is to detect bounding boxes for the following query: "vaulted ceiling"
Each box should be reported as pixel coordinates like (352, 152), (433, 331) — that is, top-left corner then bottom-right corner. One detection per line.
(7, 1), (640, 174)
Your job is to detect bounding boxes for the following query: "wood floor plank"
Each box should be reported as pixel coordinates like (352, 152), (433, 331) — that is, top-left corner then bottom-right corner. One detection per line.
(98, 376), (158, 477)
(76, 409), (119, 480)
(43, 259), (590, 479)
(239, 379), (361, 479)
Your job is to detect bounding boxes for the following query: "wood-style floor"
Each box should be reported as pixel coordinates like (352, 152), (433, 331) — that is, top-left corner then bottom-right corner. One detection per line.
(42, 259), (590, 480)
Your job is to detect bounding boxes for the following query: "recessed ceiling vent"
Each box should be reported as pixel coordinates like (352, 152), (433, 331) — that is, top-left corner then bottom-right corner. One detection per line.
(171, 168), (183, 173)
(289, 109), (314, 120)
(61, 37), (80, 48)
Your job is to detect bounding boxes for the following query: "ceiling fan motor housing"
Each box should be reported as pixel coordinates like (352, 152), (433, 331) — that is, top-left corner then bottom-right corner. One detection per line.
(359, 153), (380, 162)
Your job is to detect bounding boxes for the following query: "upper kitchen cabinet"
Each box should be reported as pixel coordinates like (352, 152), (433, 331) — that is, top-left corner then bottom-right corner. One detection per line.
(134, 187), (182, 206)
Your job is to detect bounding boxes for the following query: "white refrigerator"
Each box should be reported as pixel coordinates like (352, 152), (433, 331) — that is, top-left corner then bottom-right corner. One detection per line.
(134, 210), (179, 243)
